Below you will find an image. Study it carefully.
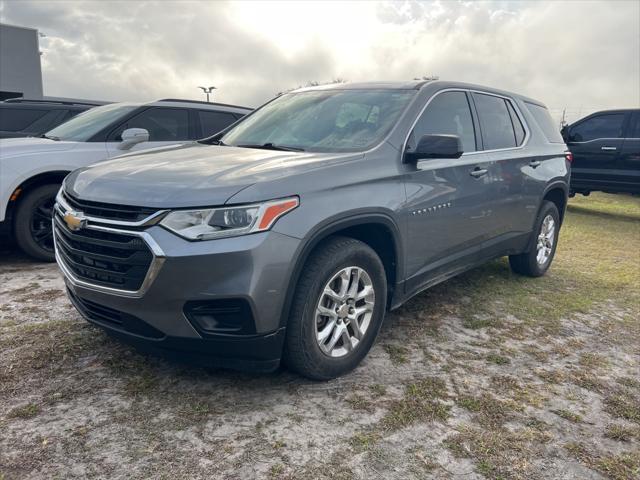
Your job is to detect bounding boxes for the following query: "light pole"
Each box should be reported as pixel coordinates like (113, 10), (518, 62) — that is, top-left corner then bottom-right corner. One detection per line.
(198, 86), (216, 102)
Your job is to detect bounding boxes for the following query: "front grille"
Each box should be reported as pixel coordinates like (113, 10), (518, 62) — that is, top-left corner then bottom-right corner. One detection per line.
(62, 190), (157, 222)
(67, 288), (164, 339)
(54, 212), (153, 291)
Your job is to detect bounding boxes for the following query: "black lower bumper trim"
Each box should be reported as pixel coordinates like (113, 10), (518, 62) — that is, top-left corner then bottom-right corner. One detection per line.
(67, 289), (284, 373)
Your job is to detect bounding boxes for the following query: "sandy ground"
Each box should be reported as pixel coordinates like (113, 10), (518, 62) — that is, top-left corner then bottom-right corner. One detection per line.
(0, 194), (638, 479)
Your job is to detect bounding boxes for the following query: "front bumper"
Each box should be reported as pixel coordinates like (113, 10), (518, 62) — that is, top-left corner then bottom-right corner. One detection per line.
(60, 224), (301, 370)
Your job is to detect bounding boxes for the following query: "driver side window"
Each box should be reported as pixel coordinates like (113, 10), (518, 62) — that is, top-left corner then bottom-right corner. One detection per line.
(569, 114), (625, 142)
(110, 107), (190, 142)
(408, 91), (477, 153)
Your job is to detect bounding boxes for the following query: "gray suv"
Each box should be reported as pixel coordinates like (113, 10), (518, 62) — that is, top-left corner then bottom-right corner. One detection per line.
(55, 81), (570, 380)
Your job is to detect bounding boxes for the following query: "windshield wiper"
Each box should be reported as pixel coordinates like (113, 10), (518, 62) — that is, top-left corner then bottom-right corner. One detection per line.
(40, 134), (60, 141)
(237, 142), (305, 152)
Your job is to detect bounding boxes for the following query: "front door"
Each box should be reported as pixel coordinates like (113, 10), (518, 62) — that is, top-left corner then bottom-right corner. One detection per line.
(403, 90), (498, 292)
(566, 111), (629, 192)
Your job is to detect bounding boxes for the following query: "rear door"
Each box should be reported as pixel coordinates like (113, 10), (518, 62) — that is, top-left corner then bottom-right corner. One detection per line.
(471, 92), (535, 241)
(617, 111), (640, 193)
(566, 112), (628, 191)
(105, 107), (193, 157)
(403, 90), (497, 291)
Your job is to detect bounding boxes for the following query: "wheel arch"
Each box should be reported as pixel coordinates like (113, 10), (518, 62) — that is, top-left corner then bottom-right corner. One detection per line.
(3, 170), (70, 223)
(278, 212), (403, 329)
(542, 182), (569, 225)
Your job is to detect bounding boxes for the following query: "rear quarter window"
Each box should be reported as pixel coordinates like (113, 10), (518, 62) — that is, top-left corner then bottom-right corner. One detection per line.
(525, 102), (564, 143)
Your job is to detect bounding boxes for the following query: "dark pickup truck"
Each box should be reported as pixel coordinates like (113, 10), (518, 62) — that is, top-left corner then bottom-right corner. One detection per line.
(562, 109), (640, 196)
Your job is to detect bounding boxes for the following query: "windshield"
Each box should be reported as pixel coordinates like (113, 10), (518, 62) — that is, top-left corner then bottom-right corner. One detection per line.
(221, 89), (416, 152)
(46, 103), (137, 142)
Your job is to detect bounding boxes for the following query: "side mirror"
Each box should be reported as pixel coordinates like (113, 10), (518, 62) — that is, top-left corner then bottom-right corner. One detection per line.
(404, 134), (463, 163)
(118, 128), (149, 150)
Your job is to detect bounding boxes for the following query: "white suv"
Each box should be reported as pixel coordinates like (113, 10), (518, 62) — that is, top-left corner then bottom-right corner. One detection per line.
(0, 99), (251, 260)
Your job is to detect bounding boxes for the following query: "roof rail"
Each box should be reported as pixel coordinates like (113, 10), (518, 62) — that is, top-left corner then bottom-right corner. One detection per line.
(3, 98), (106, 106)
(157, 98), (252, 110)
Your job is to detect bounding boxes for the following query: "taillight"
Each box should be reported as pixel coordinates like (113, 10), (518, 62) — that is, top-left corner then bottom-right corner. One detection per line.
(565, 151), (573, 163)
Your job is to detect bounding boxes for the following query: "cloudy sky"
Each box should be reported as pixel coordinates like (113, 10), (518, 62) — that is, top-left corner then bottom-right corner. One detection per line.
(1, 0), (638, 122)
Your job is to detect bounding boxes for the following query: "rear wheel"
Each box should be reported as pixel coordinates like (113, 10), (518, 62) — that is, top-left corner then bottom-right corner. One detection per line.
(14, 184), (59, 262)
(284, 236), (387, 380)
(509, 201), (560, 277)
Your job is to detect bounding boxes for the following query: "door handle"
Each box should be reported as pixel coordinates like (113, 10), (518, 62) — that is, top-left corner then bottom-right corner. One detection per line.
(601, 146), (617, 151)
(529, 160), (542, 168)
(470, 167), (488, 178)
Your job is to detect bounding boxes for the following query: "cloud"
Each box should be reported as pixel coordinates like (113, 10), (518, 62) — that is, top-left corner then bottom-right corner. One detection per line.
(2, 0), (638, 121)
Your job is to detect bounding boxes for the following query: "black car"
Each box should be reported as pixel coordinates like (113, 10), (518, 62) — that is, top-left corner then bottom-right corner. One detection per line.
(0, 98), (106, 139)
(562, 109), (640, 195)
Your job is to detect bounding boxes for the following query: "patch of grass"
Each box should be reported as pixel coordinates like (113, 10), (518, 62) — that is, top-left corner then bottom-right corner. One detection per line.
(579, 352), (609, 369)
(490, 375), (544, 408)
(486, 353), (510, 365)
(604, 390), (640, 424)
(349, 431), (380, 453)
(565, 442), (640, 480)
(568, 369), (608, 393)
(536, 368), (566, 384)
(617, 376), (640, 390)
(551, 408), (583, 423)
(369, 384), (387, 398)
(456, 394), (518, 427)
(604, 423), (638, 442)
(384, 344), (409, 365)
(462, 315), (501, 330)
(380, 377), (450, 431)
(345, 394), (373, 412)
(7, 403), (40, 419)
(444, 425), (552, 479)
(268, 463), (284, 478)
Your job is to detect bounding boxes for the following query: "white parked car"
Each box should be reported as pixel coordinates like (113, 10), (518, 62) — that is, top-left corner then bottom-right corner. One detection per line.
(0, 99), (251, 260)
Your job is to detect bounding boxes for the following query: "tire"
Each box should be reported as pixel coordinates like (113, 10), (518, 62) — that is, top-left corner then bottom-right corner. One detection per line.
(509, 201), (560, 277)
(283, 236), (387, 380)
(13, 184), (59, 262)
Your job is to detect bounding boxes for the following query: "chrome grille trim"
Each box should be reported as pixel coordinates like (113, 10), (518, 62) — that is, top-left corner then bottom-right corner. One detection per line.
(54, 191), (166, 298)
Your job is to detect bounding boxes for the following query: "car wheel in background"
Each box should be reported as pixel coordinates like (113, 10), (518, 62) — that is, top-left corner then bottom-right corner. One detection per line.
(509, 200), (560, 277)
(14, 184), (59, 262)
(284, 236), (387, 380)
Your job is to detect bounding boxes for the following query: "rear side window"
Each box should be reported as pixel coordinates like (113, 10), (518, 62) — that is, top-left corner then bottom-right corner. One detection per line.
(409, 91), (477, 153)
(0, 108), (49, 131)
(569, 113), (625, 142)
(116, 107), (190, 141)
(198, 110), (237, 136)
(525, 102), (564, 143)
(506, 102), (526, 145)
(472, 93), (517, 150)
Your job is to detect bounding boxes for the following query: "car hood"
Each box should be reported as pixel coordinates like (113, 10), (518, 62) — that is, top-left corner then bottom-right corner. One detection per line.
(0, 137), (79, 157)
(66, 142), (363, 207)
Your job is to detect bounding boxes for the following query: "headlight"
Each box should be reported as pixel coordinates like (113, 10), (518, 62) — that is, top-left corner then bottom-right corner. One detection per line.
(160, 197), (298, 240)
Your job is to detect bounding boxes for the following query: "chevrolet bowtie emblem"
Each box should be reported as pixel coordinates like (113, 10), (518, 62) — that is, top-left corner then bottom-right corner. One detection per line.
(63, 211), (87, 231)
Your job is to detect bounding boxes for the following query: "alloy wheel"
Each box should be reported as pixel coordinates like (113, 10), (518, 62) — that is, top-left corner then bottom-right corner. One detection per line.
(315, 266), (375, 358)
(536, 214), (555, 265)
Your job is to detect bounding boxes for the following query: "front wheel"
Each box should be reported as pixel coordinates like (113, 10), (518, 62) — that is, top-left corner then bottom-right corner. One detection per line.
(13, 184), (60, 262)
(509, 201), (560, 277)
(283, 236), (387, 380)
